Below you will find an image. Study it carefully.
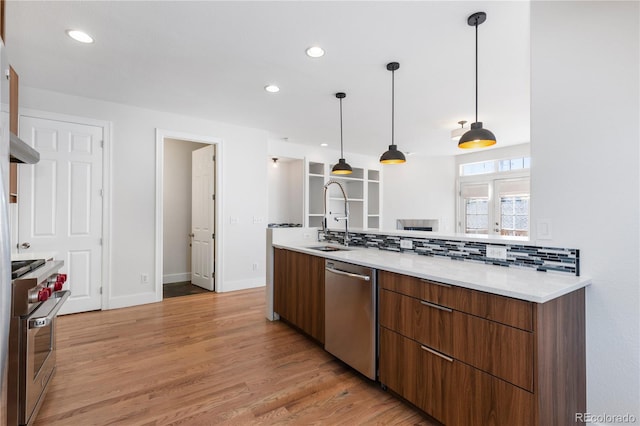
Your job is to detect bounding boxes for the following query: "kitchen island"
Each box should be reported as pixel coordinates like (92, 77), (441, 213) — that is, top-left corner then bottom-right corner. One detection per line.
(266, 227), (591, 425)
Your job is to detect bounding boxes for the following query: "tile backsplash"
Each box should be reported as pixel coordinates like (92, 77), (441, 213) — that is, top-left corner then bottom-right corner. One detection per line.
(320, 230), (579, 276)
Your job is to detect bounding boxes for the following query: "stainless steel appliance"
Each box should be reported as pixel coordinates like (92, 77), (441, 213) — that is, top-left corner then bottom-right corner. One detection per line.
(324, 260), (376, 380)
(7, 259), (68, 426)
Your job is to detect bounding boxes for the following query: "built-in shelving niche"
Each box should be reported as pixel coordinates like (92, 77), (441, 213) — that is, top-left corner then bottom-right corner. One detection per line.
(305, 161), (381, 230)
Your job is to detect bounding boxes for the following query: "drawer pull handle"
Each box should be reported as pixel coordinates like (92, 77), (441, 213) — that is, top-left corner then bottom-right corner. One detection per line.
(420, 345), (453, 362)
(420, 279), (451, 288)
(420, 300), (453, 312)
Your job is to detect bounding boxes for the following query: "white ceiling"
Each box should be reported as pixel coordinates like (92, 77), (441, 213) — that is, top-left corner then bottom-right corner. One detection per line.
(5, 1), (530, 157)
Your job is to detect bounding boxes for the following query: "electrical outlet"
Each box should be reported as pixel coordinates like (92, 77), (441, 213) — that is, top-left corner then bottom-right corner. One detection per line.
(486, 245), (507, 260)
(252, 263), (258, 271)
(400, 239), (413, 249)
(140, 273), (149, 284)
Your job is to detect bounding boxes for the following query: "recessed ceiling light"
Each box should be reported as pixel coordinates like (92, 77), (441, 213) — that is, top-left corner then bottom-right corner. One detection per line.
(306, 46), (325, 58)
(264, 85), (280, 93)
(320, 143), (328, 147)
(66, 29), (94, 44)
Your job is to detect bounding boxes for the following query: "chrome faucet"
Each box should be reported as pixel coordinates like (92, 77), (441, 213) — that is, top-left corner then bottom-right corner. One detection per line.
(323, 180), (349, 246)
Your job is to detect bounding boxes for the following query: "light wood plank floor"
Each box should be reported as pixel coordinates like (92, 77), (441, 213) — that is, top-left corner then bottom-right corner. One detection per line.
(35, 288), (436, 425)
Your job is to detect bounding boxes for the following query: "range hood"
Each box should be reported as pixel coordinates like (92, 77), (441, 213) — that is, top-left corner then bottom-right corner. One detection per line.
(9, 132), (39, 164)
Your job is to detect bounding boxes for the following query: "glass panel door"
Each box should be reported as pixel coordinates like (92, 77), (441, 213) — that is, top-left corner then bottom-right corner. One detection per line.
(460, 183), (490, 234)
(494, 178), (530, 237)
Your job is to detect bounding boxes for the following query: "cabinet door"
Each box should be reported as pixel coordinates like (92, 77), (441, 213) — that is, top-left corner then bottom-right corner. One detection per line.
(453, 311), (533, 391)
(292, 250), (324, 343)
(274, 249), (324, 344)
(449, 361), (534, 426)
(273, 248), (295, 322)
(379, 327), (451, 424)
(379, 289), (452, 355)
(379, 270), (454, 308)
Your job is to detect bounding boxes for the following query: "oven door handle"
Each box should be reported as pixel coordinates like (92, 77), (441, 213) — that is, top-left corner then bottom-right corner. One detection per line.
(28, 290), (71, 329)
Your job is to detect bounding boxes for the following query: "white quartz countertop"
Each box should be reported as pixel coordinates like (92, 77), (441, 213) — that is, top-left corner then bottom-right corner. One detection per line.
(273, 242), (591, 303)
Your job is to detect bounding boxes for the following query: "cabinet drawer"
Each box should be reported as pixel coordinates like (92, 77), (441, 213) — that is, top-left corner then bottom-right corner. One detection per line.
(453, 287), (533, 331)
(453, 311), (534, 391)
(379, 270), (453, 308)
(379, 289), (452, 355)
(379, 327), (451, 425)
(449, 361), (534, 426)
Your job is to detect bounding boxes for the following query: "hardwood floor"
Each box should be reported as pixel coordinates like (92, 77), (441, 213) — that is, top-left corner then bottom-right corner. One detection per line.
(35, 288), (436, 425)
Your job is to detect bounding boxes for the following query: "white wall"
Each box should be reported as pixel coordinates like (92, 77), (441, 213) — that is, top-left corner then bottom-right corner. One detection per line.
(268, 138), (381, 171)
(162, 138), (206, 284)
(20, 87), (269, 308)
(531, 2), (639, 420)
(382, 156), (456, 232)
(267, 158), (303, 224)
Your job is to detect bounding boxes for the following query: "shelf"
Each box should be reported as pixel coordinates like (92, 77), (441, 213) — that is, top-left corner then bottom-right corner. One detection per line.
(329, 197), (363, 202)
(307, 159), (378, 229)
(330, 176), (363, 182)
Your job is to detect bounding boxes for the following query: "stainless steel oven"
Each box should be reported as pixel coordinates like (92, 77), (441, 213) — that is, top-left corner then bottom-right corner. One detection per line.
(8, 260), (68, 426)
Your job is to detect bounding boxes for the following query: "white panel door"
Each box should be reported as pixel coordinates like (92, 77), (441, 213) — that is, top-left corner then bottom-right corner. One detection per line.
(18, 116), (103, 314)
(191, 145), (214, 291)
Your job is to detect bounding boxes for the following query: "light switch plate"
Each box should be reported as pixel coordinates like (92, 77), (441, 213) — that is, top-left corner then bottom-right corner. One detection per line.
(486, 245), (507, 260)
(537, 219), (553, 240)
(400, 239), (413, 249)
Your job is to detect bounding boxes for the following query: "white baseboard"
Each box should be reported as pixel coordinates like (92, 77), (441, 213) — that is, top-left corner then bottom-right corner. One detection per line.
(218, 278), (265, 293)
(106, 292), (159, 310)
(163, 272), (191, 284)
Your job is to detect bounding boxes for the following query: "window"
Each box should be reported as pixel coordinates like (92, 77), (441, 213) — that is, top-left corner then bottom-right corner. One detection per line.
(461, 160), (495, 176)
(465, 198), (489, 234)
(458, 156), (530, 237)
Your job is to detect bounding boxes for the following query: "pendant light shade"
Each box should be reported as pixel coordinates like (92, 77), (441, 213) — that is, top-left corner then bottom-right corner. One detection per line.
(331, 92), (353, 175)
(458, 122), (496, 149)
(380, 62), (406, 164)
(459, 12), (496, 149)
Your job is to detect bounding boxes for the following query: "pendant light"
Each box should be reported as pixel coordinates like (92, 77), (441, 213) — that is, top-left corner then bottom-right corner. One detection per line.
(380, 62), (406, 164)
(331, 92), (353, 175)
(459, 12), (497, 149)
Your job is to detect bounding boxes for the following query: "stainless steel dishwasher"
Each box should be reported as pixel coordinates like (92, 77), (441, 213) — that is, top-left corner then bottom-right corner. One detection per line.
(325, 259), (377, 380)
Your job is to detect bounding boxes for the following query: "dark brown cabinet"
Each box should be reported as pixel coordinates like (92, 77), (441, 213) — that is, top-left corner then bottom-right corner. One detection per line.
(0, 0), (5, 42)
(379, 327), (451, 424)
(379, 270), (586, 426)
(273, 248), (324, 344)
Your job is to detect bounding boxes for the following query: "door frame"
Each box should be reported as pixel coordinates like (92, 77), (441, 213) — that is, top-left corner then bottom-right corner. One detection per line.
(155, 129), (223, 301)
(19, 107), (112, 310)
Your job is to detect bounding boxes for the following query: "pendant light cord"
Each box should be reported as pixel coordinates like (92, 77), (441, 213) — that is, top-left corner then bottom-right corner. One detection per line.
(391, 69), (395, 145)
(339, 97), (344, 157)
(475, 21), (479, 123)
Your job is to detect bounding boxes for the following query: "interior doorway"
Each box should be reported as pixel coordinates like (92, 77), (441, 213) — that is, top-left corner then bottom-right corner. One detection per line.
(155, 130), (222, 302)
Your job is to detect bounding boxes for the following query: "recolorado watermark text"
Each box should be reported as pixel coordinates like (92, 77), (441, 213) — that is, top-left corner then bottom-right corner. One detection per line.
(575, 413), (637, 423)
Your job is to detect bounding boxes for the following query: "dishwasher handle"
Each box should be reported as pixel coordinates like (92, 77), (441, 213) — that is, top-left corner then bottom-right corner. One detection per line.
(325, 266), (371, 281)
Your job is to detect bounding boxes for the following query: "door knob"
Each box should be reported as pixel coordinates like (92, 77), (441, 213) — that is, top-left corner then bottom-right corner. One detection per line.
(20, 242), (31, 249)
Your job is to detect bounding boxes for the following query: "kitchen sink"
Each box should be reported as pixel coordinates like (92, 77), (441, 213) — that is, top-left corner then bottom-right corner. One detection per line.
(307, 245), (348, 252)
